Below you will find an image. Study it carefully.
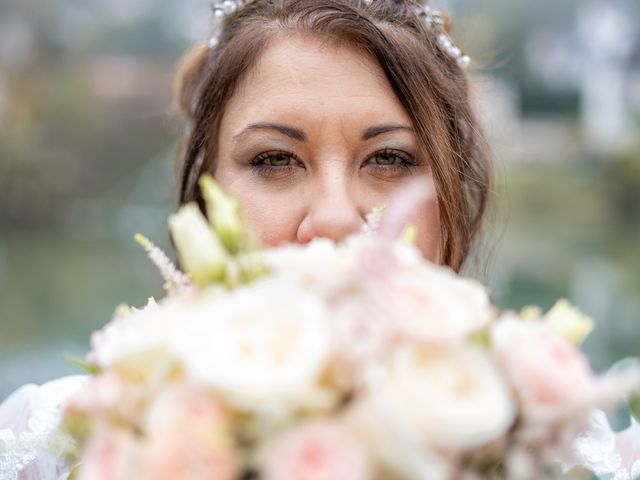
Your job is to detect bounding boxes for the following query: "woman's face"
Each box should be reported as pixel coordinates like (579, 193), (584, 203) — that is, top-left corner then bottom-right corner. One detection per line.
(214, 34), (441, 261)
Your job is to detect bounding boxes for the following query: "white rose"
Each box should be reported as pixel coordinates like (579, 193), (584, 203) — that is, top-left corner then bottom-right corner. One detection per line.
(90, 299), (169, 367)
(177, 278), (334, 415)
(262, 238), (354, 290)
(90, 292), (215, 368)
(365, 345), (515, 450)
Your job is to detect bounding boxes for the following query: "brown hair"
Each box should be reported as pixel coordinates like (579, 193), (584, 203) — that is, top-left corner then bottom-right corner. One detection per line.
(174, 0), (491, 271)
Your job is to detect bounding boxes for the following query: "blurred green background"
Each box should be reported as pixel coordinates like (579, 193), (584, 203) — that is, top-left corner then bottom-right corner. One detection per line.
(0, 0), (639, 398)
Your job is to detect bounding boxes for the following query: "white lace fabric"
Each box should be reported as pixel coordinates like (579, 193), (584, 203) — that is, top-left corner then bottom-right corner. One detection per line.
(0, 376), (87, 480)
(2, 376), (638, 480)
(573, 409), (640, 480)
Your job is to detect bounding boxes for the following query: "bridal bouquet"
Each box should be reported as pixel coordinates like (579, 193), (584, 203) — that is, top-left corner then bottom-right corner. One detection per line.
(61, 176), (639, 480)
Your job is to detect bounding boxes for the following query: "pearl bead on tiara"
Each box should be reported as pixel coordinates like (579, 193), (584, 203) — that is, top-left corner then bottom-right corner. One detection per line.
(208, 0), (471, 69)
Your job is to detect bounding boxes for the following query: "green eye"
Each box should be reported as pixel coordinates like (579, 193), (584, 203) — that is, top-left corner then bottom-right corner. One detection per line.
(364, 149), (418, 177)
(373, 151), (401, 166)
(267, 152), (295, 166)
(366, 149), (416, 168)
(249, 151), (304, 179)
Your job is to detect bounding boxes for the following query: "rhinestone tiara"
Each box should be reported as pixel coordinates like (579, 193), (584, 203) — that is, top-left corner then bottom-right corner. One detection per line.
(208, 0), (470, 68)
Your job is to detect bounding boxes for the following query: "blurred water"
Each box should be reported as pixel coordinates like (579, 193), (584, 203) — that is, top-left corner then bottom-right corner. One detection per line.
(0, 342), (86, 399)
(1, 0), (639, 400)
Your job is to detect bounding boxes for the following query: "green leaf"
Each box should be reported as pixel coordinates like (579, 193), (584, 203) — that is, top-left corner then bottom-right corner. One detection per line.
(66, 465), (80, 480)
(64, 355), (100, 375)
(469, 329), (491, 348)
(630, 393), (640, 423)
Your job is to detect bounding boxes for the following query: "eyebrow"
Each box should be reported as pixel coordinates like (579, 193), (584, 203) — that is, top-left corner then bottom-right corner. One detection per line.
(233, 123), (306, 142)
(232, 123), (414, 142)
(361, 124), (414, 140)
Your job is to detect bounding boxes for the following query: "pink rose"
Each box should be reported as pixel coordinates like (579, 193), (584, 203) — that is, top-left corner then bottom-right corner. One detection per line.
(66, 370), (149, 429)
(68, 372), (126, 415)
(143, 434), (238, 480)
(142, 385), (238, 480)
(144, 385), (230, 434)
(262, 420), (372, 480)
(492, 315), (595, 412)
(370, 270), (492, 342)
(77, 428), (141, 480)
(336, 261), (492, 361)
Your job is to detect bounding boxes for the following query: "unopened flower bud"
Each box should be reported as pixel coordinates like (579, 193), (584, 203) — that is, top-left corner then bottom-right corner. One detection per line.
(200, 175), (244, 254)
(169, 204), (228, 285)
(544, 299), (595, 346)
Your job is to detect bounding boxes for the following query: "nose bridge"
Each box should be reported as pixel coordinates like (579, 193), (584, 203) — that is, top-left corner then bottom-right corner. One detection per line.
(297, 158), (363, 243)
(316, 162), (351, 205)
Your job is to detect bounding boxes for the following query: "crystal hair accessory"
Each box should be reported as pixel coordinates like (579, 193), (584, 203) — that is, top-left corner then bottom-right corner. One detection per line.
(208, 0), (249, 47)
(414, 4), (471, 68)
(208, 0), (471, 68)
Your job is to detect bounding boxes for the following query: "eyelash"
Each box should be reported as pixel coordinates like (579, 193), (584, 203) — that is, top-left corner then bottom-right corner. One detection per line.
(364, 149), (418, 176)
(249, 151), (303, 179)
(249, 149), (418, 178)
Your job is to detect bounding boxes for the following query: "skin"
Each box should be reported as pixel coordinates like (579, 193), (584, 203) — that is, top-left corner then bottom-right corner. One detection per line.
(214, 34), (441, 262)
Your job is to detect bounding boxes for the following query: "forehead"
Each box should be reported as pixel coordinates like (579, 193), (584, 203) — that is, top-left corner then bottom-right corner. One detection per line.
(221, 33), (412, 129)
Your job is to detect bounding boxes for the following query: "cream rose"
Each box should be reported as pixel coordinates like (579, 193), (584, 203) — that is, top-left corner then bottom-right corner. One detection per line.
(365, 345), (515, 450)
(262, 238), (354, 291)
(90, 292), (215, 368)
(177, 278), (334, 414)
(346, 400), (453, 480)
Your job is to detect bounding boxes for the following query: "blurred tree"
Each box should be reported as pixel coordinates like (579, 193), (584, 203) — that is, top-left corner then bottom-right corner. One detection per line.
(605, 145), (640, 229)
